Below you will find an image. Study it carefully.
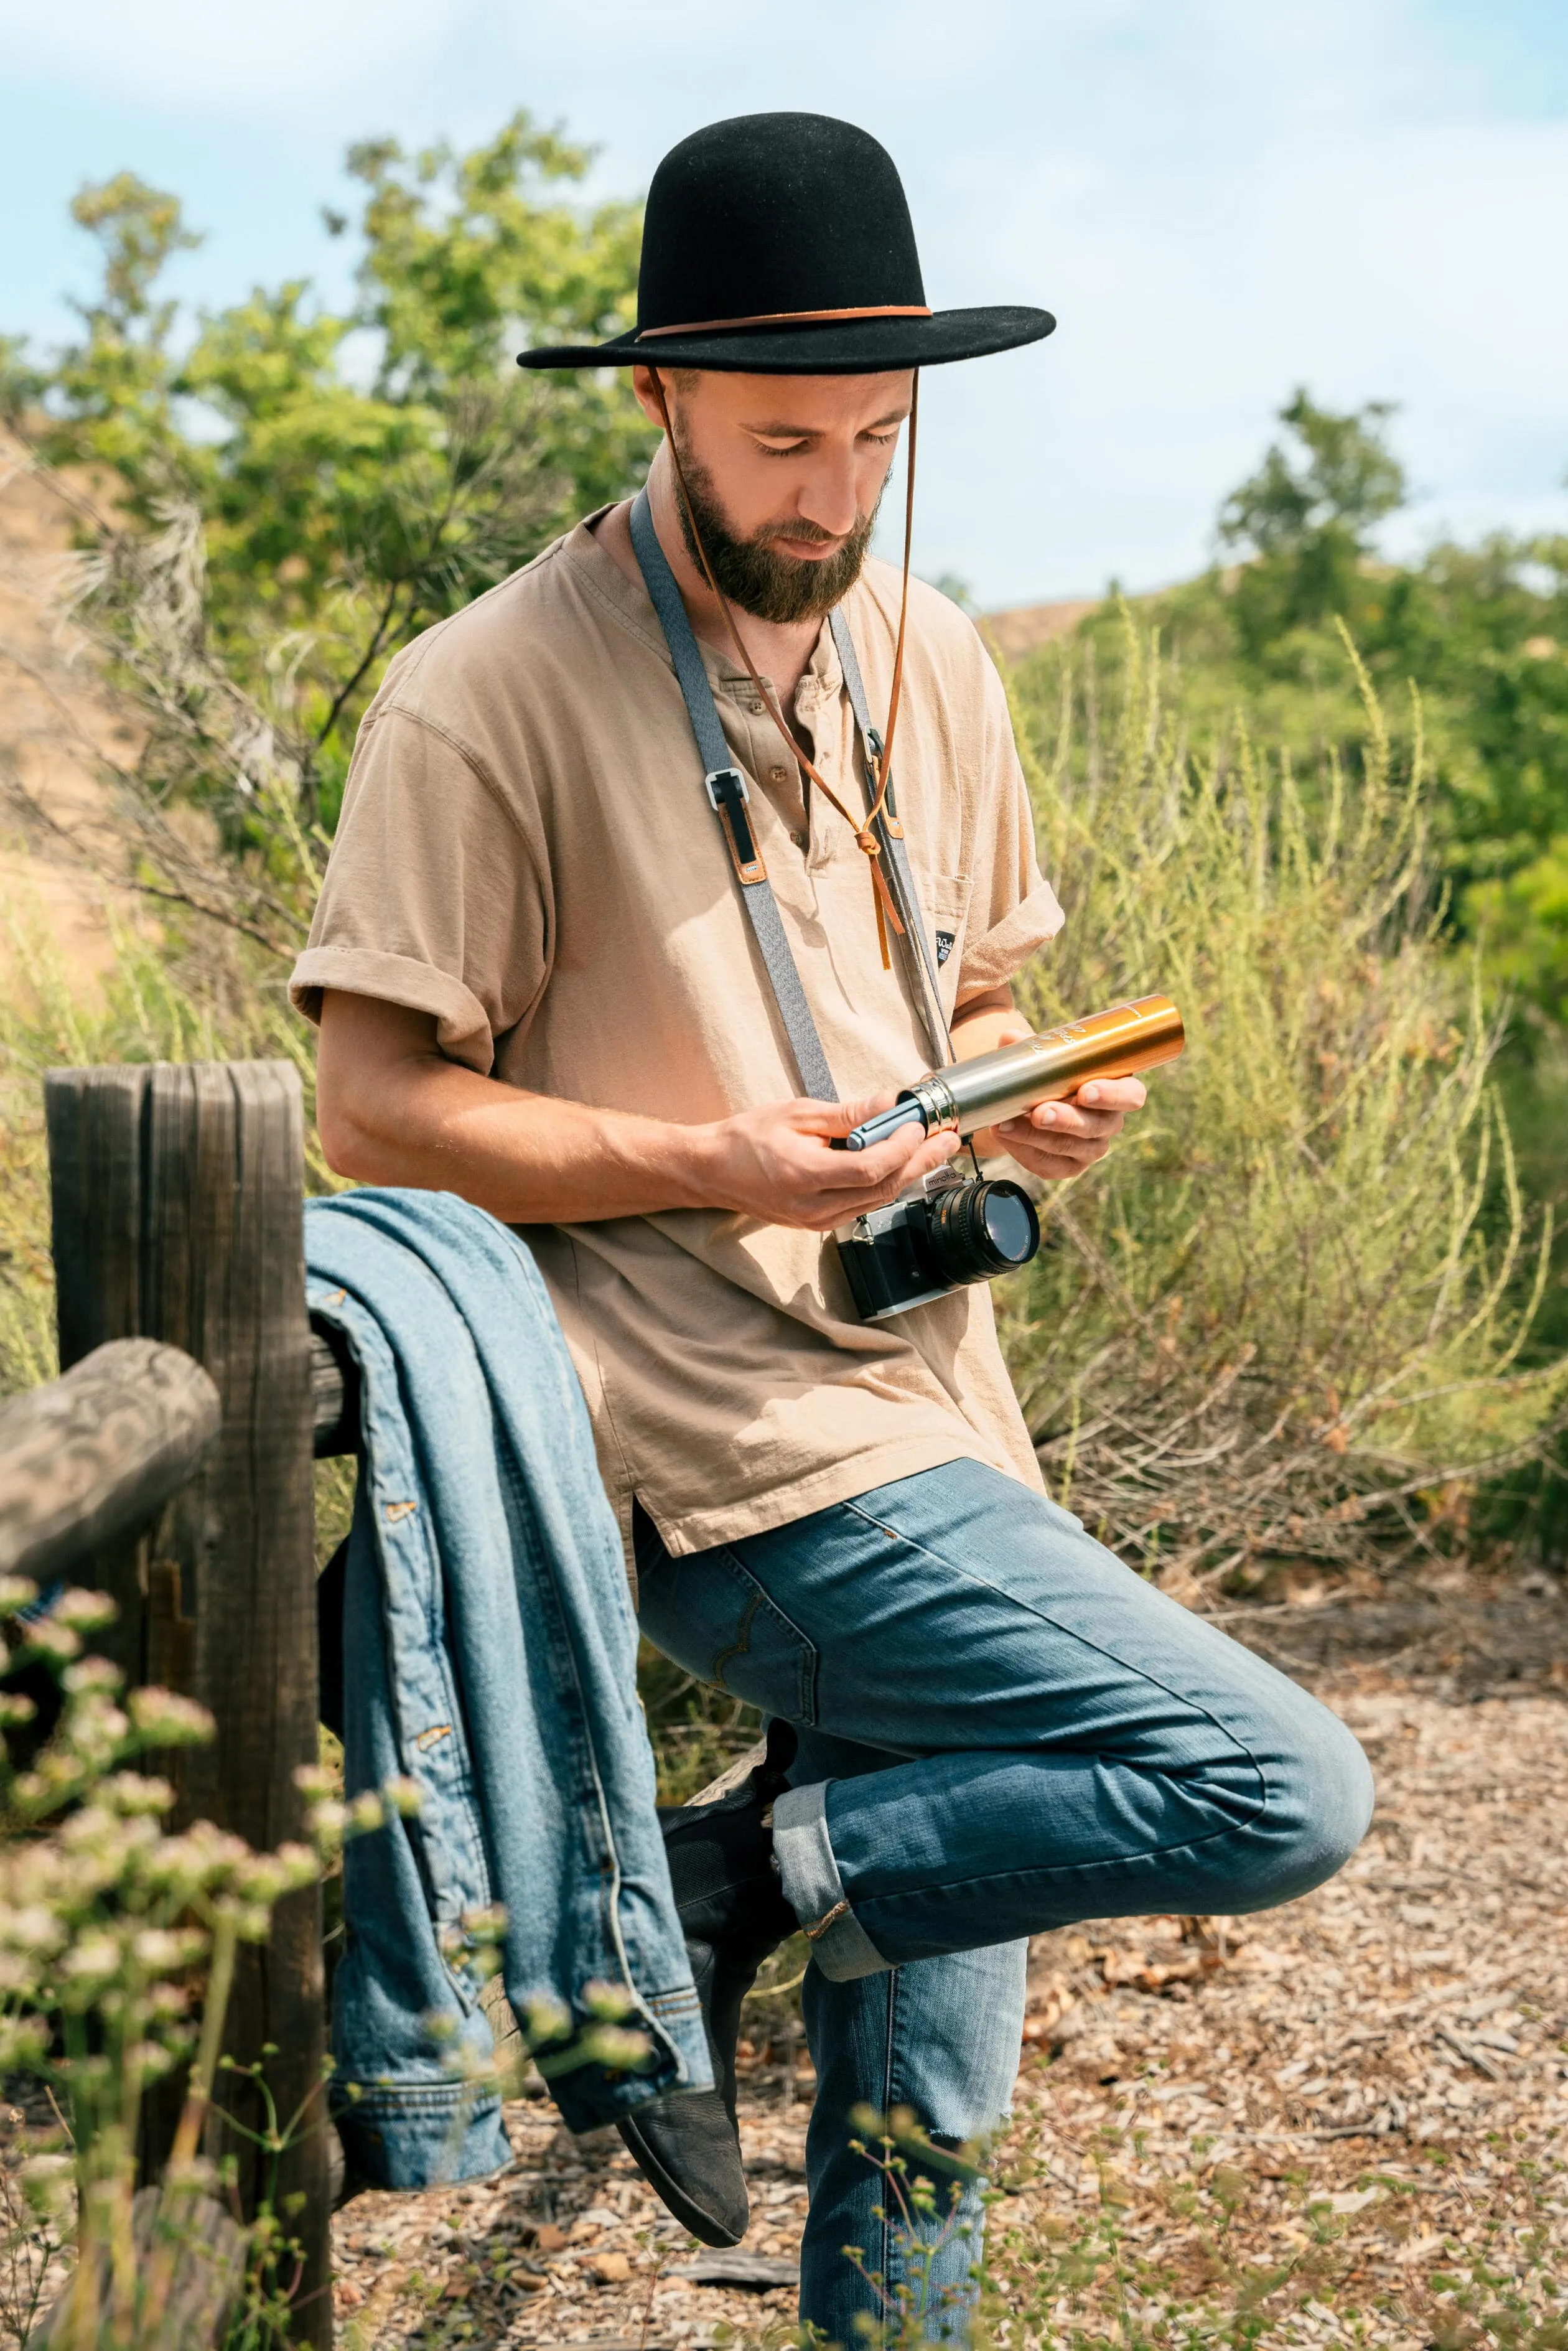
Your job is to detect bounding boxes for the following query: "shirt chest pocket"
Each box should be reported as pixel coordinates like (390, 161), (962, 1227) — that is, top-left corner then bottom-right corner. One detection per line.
(918, 871), (974, 1016)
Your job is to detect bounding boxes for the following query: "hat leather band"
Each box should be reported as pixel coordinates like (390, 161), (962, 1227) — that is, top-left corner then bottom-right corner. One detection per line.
(637, 303), (931, 340)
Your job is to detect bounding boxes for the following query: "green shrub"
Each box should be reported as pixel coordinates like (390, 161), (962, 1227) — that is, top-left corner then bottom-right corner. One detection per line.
(999, 614), (1567, 1584)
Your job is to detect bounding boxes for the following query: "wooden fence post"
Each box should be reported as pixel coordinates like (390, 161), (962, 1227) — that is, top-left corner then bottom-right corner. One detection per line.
(45, 1060), (331, 2350)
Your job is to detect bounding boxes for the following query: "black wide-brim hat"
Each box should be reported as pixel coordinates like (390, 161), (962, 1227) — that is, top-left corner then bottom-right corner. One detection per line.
(517, 112), (1055, 375)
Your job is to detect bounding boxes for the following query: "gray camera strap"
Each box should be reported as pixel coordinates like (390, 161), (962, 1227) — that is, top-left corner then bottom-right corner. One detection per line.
(630, 488), (952, 1102)
(630, 489), (838, 1101)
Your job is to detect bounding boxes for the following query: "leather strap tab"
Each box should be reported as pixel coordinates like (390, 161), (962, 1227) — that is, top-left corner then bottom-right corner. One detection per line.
(708, 767), (767, 884)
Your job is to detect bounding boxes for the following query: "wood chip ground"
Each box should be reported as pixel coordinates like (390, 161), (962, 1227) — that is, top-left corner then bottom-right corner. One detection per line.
(320, 1573), (1568, 2347)
(6, 1569), (1567, 2348)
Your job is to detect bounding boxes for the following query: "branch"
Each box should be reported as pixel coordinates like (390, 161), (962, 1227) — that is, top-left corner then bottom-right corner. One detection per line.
(312, 575), (407, 749)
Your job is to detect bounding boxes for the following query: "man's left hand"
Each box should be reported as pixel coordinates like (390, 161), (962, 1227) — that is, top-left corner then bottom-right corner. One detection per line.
(948, 991), (1149, 1184)
(991, 1073), (1147, 1183)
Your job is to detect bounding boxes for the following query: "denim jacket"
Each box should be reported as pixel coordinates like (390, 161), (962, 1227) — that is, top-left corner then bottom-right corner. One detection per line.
(306, 1190), (710, 2189)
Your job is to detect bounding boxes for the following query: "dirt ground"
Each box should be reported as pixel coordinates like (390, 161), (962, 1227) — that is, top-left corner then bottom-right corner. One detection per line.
(323, 1569), (1568, 2347)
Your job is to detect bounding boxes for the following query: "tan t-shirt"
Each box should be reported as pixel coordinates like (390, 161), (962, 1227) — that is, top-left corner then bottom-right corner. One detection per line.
(291, 509), (1064, 1559)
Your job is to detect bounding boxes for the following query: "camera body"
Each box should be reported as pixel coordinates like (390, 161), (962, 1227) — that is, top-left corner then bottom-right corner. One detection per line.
(836, 1164), (1041, 1322)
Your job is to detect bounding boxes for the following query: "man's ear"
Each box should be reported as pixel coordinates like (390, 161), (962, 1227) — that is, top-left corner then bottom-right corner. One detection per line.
(630, 365), (668, 428)
(633, 364), (705, 431)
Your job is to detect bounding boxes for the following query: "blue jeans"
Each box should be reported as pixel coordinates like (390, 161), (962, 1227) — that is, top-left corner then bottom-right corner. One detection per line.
(636, 1459), (1372, 2344)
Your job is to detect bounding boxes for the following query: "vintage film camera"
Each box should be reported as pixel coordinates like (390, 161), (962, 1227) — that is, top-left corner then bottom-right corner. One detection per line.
(835, 995), (1185, 1321)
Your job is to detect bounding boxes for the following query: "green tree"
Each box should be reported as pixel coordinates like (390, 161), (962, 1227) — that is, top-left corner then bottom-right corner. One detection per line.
(43, 171), (201, 476)
(16, 116), (654, 834)
(1370, 533), (1568, 903)
(1218, 388), (1407, 655)
(348, 116), (648, 509)
(1060, 400), (1568, 1026)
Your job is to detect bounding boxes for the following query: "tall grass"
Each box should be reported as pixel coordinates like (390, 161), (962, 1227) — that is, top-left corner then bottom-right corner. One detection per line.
(0, 892), (329, 1398)
(999, 614), (1566, 1586)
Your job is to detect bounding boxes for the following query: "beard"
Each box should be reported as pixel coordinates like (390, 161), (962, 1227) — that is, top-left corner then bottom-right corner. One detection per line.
(669, 436), (882, 625)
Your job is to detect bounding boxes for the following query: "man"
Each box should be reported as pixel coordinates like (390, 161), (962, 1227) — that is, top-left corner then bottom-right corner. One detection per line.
(295, 113), (1372, 2342)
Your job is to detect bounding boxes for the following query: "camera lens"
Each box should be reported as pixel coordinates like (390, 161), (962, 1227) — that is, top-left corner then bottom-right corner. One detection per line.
(923, 1179), (1040, 1286)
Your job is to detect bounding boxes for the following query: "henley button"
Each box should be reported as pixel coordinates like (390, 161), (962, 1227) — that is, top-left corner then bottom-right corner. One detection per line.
(769, 765), (788, 783)
(749, 699), (765, 714)
(790, 830), (807, 848)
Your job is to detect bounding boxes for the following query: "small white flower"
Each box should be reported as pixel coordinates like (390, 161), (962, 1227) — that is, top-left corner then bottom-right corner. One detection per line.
(1, 1905), (67, 1958)
(271, 1842), (321, 1891)
(128, 1687), (215, 1744)
(586, 2024), (654, 2072)
(62, 1655), (122, 1693)
(461, 1903), (508, 1945)
(19, 2154), (75, 2215)
(523, 1993), (572, 2045)
(100, 1771), (174, 1817)
(62, 1933), (121, 1985)
(583, 1978), (634, 2020)
(52, 1587), (117, 1629)
(24, 1620), (81, 1661)
(132, 1927), (205, 1973)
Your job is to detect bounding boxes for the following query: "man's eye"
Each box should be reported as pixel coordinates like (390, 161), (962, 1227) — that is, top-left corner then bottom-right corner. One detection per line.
(755, 438), (808, 457)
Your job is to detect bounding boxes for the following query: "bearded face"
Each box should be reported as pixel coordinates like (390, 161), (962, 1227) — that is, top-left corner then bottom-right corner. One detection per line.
(668, 423), (884, 625)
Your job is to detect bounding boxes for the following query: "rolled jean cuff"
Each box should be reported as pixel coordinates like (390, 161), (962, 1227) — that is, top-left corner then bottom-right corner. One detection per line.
(772, 1780), (890, 1983)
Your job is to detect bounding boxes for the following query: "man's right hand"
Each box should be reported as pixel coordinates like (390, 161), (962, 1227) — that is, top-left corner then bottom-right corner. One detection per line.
(696, 1095), (960, 1233)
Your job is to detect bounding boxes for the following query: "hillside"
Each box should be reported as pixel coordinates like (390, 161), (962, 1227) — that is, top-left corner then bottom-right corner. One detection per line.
(0, 431), (138, 979)
(982, 594), (1102, 663)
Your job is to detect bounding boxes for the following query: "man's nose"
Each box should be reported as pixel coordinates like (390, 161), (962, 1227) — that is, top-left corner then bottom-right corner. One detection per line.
(796, 450), (862, 541)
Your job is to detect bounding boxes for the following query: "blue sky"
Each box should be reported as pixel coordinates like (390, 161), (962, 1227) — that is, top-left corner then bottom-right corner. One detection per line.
(2, 0), (1564, 606)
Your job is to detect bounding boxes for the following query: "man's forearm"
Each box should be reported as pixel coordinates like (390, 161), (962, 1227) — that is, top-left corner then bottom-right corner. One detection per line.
(314, 990), (966, 1233)
(315, 981), (1127, 1217)
(318, 995), (717, 1223)
(327, 991), (1014, 1223)
(317, 986), (1021, 1223)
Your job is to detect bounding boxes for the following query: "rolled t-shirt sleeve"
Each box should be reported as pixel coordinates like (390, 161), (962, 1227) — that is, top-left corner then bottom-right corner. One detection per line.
(289, 704), (549, 1074)
(954, 655), (1065, 1006)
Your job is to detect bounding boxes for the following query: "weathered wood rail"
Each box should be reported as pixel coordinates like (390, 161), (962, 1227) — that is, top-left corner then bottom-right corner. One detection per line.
(0, 1060), (365, 2350)
(0, 1339), (221, 1581)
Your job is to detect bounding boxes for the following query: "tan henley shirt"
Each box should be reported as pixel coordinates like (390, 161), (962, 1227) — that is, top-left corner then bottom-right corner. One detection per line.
(290, 508), (1065, 1558)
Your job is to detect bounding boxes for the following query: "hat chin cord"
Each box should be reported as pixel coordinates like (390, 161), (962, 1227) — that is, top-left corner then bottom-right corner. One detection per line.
(647, 367), (919, 970)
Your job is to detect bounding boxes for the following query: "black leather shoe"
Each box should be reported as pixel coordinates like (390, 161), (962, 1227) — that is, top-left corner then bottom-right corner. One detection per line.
(618, 1727), (799, 2245)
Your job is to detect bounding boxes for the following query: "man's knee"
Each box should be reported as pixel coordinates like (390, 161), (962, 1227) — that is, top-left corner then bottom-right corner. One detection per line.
(1233, 1696), (1374, 1912)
